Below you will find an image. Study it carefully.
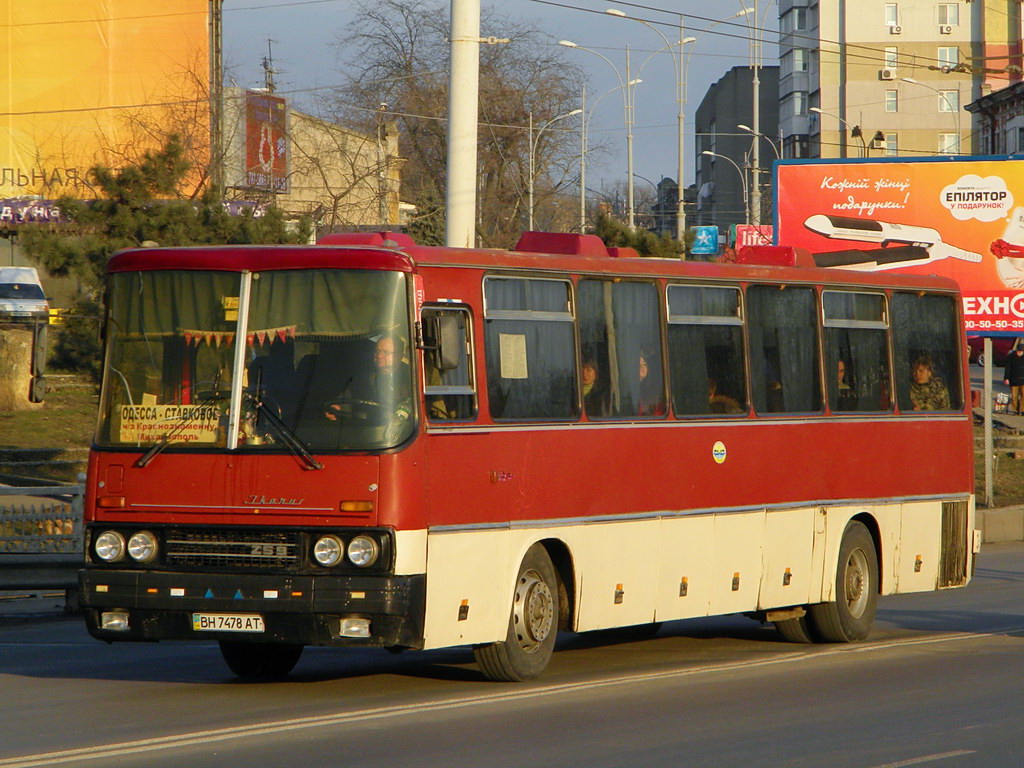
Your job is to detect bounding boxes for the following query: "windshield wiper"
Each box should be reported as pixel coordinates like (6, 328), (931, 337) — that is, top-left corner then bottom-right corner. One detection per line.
(245, 389), (324, 471)
(134, 390), (227, 468)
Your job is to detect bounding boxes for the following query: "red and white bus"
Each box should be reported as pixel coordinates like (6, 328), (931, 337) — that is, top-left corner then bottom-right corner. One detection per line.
(80, 231), (977, 681)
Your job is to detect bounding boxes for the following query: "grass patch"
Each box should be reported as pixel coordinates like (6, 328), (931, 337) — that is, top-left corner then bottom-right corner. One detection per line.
(0, 375), (97, 450)
(975, 424), (1024, 507)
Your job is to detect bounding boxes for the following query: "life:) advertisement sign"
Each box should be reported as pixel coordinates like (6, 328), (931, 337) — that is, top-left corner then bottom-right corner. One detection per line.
(774, 156), (1024, 333)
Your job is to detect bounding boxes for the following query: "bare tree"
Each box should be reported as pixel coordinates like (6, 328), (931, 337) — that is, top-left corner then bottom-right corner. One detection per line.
(328, 0), (585, 247)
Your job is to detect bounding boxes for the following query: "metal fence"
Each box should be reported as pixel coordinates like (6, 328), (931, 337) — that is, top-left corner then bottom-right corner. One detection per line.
(0, 484), (84, 591)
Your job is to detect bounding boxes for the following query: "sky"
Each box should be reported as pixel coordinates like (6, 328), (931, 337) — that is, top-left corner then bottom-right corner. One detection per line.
(222, 0), (774, 189)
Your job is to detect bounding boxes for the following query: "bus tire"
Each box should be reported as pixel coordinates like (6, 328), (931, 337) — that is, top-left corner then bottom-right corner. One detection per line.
(473, 544), (558, 682)
(219, 641), (303, 679)
(808, 521), (878, 642)
(774, 614), (816, 643)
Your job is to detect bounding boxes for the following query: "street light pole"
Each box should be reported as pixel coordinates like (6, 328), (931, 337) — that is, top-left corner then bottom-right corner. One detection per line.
(528, 108), (583, 231)
(605, 9), (695, 243)
(901, 77), (961, 153)
(808, 106), (869, 157)
(737, 123), (781, 159)
(702, 150), (748, 225)
(560, 39), (639, 230)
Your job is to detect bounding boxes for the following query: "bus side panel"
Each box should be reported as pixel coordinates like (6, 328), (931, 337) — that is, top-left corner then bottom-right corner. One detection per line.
(758, 507), (815, 610)
(708, 512), (765, 615)
(421, 529), (514, 649)
(654, 515), (715, 622)
(894, 501), (943, 594)
(574, 520), (660, 631)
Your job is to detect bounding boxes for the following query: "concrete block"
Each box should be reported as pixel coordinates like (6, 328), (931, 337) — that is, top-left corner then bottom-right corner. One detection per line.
(978, 506), (1024, 543)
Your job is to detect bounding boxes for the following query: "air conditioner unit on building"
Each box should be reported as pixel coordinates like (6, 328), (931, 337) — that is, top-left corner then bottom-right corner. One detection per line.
(939, 24), (953, 34)
(889, 25), (902, 34)
(880, 68), (897, 80)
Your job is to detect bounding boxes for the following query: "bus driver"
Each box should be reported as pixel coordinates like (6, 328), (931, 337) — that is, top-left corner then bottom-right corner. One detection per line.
(324, 335), (412, 425)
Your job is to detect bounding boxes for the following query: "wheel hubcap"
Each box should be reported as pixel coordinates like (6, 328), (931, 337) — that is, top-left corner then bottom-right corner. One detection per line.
(513, 568), (554, 653)
(844, 547), (870, 618)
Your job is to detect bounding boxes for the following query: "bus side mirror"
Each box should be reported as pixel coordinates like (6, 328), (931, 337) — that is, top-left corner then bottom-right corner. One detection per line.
(422, 314), (462, 371)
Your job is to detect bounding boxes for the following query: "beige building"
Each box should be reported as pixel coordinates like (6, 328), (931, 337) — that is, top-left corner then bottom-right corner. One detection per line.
(780, 1), (1021, 159)
(221, 88), (404, 232)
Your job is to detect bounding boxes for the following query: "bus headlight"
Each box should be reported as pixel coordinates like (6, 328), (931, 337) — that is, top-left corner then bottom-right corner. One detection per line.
(347, 535), (379, 567)
(313, 535), (344, 567)
(94, 530), (126, 562)
(127, 531), (158, 563)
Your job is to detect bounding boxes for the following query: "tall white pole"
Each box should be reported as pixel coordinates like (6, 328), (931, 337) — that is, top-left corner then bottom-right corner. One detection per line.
(580, 86), (587, 233)
(626, 45), (635, 231)
(528, 111), (535, 231)
(445, 0), (479, 248)
(676, 16), (686, 245)
(749, 0), (761, 227)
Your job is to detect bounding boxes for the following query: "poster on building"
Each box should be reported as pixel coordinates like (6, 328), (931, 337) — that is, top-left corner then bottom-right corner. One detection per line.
(245, 91), (289, 193)
(1, 0), (211, 201)
(775, 156), (1024, 333)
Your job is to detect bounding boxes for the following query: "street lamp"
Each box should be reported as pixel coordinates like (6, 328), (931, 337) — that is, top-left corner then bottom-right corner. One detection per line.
(528, 108), (583, 231)
(701, 150), (748, 225)
(605, 8), (696, 243)
(737, 123), (780, 160)
(561, 39), (640, 230)
(579, 80), (641, 233)
(901, 77), (961, 153)
(809, 106), (868, 157)
(732, 5), (762, 225)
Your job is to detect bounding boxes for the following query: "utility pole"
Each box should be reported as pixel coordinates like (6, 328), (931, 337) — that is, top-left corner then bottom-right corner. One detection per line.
(445, 0), (480, 248)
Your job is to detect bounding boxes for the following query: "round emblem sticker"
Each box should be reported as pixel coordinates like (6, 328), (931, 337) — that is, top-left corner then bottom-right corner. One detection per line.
(712, 441), (727, 464)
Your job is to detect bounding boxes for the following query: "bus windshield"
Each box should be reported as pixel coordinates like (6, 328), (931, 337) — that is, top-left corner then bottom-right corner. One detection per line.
(96, 268), (413, 452)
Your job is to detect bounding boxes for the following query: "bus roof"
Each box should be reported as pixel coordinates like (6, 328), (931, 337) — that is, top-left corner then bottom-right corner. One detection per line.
(107, 234), (962, 294)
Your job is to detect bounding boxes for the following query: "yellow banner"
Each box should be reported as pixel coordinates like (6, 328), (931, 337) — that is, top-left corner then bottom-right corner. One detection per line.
(1, 0), (211, 198)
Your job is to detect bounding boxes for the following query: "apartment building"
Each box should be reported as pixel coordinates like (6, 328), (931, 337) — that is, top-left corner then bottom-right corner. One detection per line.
(779, 1), (1022, 159)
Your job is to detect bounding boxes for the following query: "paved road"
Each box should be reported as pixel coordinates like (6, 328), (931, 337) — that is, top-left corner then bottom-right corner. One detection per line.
(1, 544), (1023, 768)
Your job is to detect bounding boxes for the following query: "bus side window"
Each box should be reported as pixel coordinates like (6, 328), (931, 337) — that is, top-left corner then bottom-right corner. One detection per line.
(891, 293), (962, 412)
(483, 278), (576, 421)
(422, 307), (477, 421)
(578, 279), (664, 419)
(823, 291), (890, 413)
(747, 285), (821, 414)
(667, 284), (747, 416)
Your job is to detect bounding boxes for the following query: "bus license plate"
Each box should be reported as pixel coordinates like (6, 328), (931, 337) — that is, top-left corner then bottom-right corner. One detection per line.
(191, 613), (265, 633)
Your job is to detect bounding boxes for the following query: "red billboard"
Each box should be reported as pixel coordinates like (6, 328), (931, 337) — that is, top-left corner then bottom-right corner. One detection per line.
(245, 90), (289, 192)
(775, 157), (1024, 334)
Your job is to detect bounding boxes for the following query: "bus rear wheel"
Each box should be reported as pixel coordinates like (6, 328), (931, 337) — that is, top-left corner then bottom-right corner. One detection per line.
(774, 614), (816, 644)
(808, 521), (878, 642)
(474, 544), (558, 682)
(219, 641), (303, 679)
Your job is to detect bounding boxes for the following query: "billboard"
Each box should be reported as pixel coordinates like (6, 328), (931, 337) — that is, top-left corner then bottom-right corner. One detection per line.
(244, 91), (289, 192)
(1, 0), (211, 200)
(775, 157), (1024, 334)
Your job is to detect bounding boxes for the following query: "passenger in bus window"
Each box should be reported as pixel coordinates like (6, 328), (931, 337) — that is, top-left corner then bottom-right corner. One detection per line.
(425, 358), (455, 420)
(637, 351), (665, 416)
(909, 355), (951, 411)
(837, 359), (857, 411)
(324, 335), (412, 423)
(582, 359), (608, 417)
(708, 378), (743, 414)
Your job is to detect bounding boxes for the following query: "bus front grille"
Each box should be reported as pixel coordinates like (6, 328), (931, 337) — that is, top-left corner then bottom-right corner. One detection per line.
(938, 500), (969, 588)
(164, 528), (299, 569)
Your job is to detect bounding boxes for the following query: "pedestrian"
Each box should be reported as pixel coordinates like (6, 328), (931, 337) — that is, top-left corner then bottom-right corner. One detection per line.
(1003, 345), (1024, 414)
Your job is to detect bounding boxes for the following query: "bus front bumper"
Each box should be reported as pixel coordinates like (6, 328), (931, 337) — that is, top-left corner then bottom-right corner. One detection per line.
(79, 569), (425, 649)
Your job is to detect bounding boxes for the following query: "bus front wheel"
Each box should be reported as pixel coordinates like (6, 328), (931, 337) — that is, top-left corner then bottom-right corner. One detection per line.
(808, 521), (878, 642)
(219, 641), (303, 679)
(474, 544), (559, 682)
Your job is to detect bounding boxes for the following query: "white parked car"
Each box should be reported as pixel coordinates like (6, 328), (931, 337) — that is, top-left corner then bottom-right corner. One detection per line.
(0, 266), (49, 322)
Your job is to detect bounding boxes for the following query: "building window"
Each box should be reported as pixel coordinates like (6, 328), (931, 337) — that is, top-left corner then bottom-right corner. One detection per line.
(793, 91), (808, 116)
(1018, 127), (1024, 153)
(938, 90), (959, 112)
(884, 133), (898, 156)
(885, 47), (899, 69)
(938, 4), (959, 26)
(781, 8), (808, 33)
(794, 49), (809, 72)
(885, 3), (899, 26)
(885, 90), (898, 112)
(784, 134), (810, 159)
(938, 47), (959, 69)
(938, 133), (959, 154)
